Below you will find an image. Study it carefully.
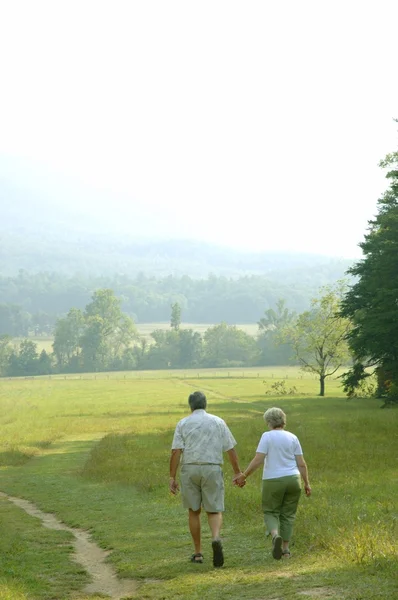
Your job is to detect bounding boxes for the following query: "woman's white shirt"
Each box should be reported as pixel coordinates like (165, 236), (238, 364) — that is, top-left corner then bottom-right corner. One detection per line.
(256, 430), (303, 480)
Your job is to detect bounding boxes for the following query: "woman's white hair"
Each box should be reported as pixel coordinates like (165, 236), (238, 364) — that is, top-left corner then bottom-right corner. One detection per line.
(264, 407), (286, 428)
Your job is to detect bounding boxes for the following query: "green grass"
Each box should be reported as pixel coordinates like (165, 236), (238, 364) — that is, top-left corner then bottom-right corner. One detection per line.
(0, 371), (397, 599)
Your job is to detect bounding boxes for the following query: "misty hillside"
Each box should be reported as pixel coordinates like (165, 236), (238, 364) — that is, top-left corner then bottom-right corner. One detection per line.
(1, 229), (353, 282)
(0, 161), (357, 328)
(1, 182), (354, 281)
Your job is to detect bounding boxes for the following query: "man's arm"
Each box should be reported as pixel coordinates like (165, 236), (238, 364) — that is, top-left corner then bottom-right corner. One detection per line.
(226, 447), (243, 476)
(169, 448), (182, 494)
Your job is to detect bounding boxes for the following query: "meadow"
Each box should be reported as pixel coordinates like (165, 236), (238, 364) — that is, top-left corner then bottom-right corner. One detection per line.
(18, 323), (260, 353)
(0, 368), (396, 600)
(135, 322), (259, 342)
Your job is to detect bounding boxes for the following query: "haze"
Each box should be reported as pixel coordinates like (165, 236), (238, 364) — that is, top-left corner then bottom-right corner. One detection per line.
(1, 0), (397, 259)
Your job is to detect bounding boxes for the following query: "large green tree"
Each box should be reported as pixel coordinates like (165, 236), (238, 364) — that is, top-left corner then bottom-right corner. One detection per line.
(7, 339), (39, 376)
(52, 289), (138, 372)
(203, 322), (258, 368)
(81, 290), (137, 371)
(282, 284), (351, 396)
(147, 328), (202, 369)
(341, 139), (398, 403)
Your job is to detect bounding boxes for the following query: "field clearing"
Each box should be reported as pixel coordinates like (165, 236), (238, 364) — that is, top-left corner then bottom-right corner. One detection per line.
(0, 373), (396, 599)
(10, 365), (347, 384)
(136, 322), (260, 341)
(21, 323), (260, 352)
(15, 336), (54, 353)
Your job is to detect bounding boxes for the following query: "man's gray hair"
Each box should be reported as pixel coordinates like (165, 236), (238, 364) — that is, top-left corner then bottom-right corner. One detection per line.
(189, 391), (207, 411)
(264, 407), (286, 428)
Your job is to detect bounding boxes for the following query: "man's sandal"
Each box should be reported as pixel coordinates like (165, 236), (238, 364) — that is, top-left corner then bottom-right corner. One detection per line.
(212, 540), (224, 567)
(190, 553), (204, 563)
(282, 550), (291, 558)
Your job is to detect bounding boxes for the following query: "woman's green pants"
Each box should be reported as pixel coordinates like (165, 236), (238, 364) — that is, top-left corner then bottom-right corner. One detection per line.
(262, 475), (302, 541)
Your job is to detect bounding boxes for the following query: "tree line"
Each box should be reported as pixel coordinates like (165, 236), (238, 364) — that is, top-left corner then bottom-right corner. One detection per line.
(0, 286), (353, 397)
(0, 269), (346, 337)
(0, 291), (295, 376)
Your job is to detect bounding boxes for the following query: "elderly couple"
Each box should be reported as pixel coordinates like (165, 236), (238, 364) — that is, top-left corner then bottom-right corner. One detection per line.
(169, 391), (311, 567)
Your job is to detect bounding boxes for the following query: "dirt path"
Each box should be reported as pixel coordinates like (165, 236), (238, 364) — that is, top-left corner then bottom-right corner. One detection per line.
(0, 491), (138, 599)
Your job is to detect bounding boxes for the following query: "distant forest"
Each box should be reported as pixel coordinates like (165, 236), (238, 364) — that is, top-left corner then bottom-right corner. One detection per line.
(0, 268), (353, 336)
(1, 190), (354, 335)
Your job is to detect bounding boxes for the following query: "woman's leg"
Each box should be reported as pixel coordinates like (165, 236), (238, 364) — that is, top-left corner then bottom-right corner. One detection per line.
(262, 479), (284, 536)
(279, 475), (302, 552)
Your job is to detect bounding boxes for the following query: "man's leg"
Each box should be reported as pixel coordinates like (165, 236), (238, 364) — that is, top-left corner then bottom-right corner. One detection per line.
(180, 466), (203, 559)
(207, 512), (224, 567)
(207, 511), (223, 540)
(202, 466), (225, 568)
(188, 508), (202, 555)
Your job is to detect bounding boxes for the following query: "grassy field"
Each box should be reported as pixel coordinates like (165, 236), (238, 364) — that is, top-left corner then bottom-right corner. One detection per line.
(0, 368), (397, 599)
(15, 337), (55, 353)
(20, 323), (260, 352)
(135, 322), (259, 341)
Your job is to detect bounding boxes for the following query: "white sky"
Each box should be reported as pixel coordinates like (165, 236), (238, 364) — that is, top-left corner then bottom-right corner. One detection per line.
(1, 0), (397, 258)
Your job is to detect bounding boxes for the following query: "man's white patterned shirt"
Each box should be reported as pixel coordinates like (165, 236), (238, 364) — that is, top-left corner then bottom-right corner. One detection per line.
(171, 409), (237, 465)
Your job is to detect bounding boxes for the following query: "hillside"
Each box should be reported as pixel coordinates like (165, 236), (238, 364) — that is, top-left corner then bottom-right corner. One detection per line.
(1, 157), (355, 279)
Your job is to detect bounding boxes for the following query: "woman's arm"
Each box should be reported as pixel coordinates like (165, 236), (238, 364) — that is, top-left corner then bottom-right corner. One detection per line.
(295, 454), (311, 496)
(233, 452), (266, 486)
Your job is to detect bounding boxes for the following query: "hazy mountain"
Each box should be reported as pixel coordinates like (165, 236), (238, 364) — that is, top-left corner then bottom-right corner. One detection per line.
(1, 157), (355, 281)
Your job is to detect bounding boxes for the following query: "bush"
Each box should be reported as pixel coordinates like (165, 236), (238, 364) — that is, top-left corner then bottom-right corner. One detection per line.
(263, 380), (298, 396)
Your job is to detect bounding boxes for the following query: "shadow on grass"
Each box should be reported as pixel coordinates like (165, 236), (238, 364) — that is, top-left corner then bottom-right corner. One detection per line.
(0, 449), (32, 466)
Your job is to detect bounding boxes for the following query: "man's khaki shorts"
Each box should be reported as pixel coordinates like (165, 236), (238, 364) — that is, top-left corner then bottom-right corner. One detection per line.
(180, 464), (224, 512)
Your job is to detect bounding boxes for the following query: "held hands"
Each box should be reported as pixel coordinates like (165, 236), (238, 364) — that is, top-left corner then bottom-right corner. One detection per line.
(233, 472), (246, 488)
(169, 477), (179, 495)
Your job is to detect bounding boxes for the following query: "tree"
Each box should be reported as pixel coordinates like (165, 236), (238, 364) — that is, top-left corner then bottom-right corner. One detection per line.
(203, 323), (258, 367)
(147, 329), (180, 369)
(37, 349), (53, 375)
(80, 289), (137, 372)
(52, 289), (137, 373)
(340, 136), (398, 404)
(80, 315), (109, 371)
(146, 327), (202, 369)
(85, 289), (123, 337)
(0, 334), (13, 376)
(170, 302), (181, 331)
(53, 308), (85, 369)
(177, 329), (202, 367)
(7, 339), (39, 376)
(257, 299), (297, 365)
(282, 284), (351, 396)
(258, 299), (296, 332)
(0, 304), (31, 336)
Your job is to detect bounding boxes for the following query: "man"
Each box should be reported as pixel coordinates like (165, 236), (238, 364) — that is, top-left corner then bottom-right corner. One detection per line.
(169, 390), (243, 567)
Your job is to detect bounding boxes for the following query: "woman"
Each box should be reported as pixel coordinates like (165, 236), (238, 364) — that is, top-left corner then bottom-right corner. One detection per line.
(234, 407), (311, 559)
